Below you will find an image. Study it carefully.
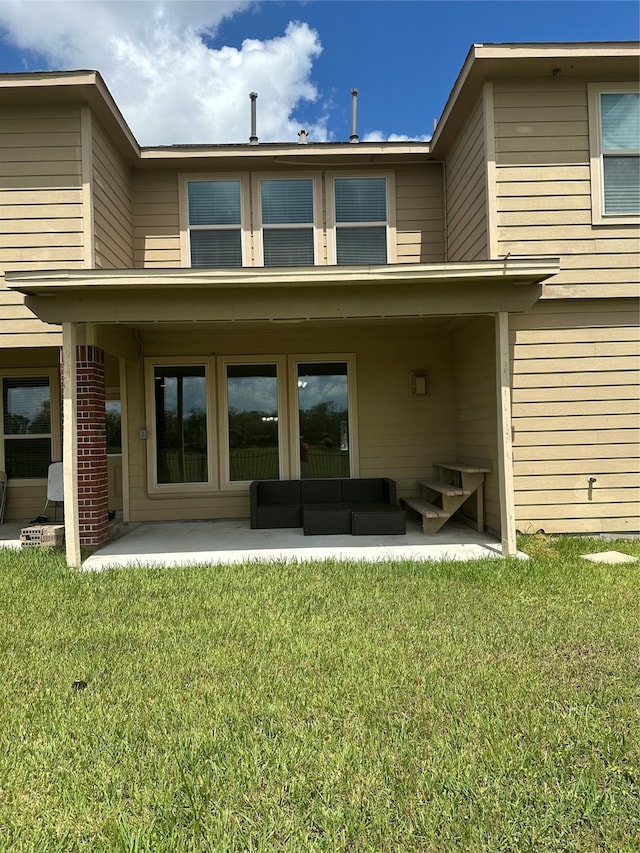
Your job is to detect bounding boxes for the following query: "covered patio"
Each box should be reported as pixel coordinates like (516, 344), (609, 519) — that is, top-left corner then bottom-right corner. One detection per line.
(0, 515), (522, 570)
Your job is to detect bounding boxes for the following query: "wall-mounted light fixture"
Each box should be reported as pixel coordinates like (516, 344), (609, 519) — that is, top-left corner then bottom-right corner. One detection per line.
(409, 370), (429, 397)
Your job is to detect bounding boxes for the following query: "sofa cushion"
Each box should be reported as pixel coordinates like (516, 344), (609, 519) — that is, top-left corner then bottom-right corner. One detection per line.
(301, 479), (343, 504)
(257, 479), (302, 505)
(342, 478), (388, 503)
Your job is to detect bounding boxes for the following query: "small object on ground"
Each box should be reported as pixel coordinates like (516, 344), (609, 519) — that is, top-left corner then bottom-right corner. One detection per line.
(72, 680), (88, 692)
(581, 550), (637, 564)
(29, 515), (48, 524)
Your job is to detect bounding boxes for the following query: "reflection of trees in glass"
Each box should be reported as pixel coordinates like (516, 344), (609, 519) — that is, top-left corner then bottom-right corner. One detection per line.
(5, 399), (51, 434)
(228, 408), (278, 449)
(299, 401), (348, 449)
(106, 406), (121, 454)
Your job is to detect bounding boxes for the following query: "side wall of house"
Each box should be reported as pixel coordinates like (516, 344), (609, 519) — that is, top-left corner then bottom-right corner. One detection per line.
(92, 116), (134, 268)
(132, 164), (445, 268)
(490, 75), (639, 533)
(0, 103), (83, 347)
(510, 299), (639, 534)
(493, 76), (639, 297)
(123, 322), (456, 522)
(444, 95), (489, 262)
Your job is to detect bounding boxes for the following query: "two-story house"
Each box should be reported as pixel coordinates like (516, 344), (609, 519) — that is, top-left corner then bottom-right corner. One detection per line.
(0, 41), (638, 566)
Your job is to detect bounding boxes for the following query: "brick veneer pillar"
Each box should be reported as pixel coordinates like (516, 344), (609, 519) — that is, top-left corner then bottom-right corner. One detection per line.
(76, 345), (110, 547)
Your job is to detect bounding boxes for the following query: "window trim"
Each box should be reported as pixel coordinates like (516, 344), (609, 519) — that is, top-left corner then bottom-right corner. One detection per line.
(144, 356), (217, 495)
(0, 368), (60, 482)
(325, 171), (396, 265)
(217, 355), (290, 490)
(588, 82), (640, 226)
(252, 173), (323, 267)
(179, 173), (251, 268)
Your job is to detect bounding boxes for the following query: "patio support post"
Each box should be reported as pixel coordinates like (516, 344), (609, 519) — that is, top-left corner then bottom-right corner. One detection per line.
(495, 311), (517, 556)
(76, 342), (109, 550)
(62, 322), (81, 568)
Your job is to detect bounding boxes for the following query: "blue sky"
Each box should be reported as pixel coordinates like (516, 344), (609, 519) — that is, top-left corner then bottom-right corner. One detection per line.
(0, 1), (638, 144)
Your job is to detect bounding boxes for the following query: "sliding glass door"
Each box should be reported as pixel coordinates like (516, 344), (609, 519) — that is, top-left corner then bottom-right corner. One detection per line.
(225, 363), (282, 482)
(296, 361), (350, 479)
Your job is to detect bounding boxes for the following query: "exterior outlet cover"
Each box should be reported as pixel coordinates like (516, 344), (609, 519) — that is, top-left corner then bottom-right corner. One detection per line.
(409, 371), (429, 396)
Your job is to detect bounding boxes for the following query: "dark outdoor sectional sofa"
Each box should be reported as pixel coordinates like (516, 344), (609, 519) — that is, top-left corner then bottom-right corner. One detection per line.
(250, 477), (406, 536)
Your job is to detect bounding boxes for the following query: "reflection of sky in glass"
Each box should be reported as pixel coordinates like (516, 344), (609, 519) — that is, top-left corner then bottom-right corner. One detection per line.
(159, 376), (206, 415)
(297, 375), (348, 412)
(228, 376), (278, 414)
(6, 384), (49, 419)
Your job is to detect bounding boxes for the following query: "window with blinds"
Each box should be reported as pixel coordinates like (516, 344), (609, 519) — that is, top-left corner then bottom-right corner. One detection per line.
(600, 92), (640, 215)
(187, 180), (243, 267)
(334, 177), (387, 264)
(2, 376), (52, 478)
(260, 179), (315, 266)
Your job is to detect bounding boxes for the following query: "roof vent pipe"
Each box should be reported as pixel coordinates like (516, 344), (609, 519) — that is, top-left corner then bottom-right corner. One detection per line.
(298, 129), (309, 144)
(249, 92), (258, 144)
(349, 88), (359, 143)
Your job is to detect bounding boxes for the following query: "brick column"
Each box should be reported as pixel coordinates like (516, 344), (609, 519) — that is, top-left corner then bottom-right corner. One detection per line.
(76, 345), (110, 547)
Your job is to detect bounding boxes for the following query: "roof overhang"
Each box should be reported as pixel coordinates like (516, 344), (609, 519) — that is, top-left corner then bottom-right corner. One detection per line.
(431, 41), (640, 153)
(6, 258), (559, 327)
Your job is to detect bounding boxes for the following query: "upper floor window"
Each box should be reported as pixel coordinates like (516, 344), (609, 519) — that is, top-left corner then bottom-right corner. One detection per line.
(588, 84), (639, 224)
(185, 178), (245, 267)
(330, 176), (392, 265)
(257, 177), (318, 266)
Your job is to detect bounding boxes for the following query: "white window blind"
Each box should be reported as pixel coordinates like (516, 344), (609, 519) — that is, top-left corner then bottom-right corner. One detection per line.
(261, 179), (315, 266)
(187, 181), (243, 267)
(600, 92), (640, 215)
(335, 177), (387, 264)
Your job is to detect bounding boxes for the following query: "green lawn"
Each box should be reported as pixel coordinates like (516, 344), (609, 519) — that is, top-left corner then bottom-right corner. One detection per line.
(0, 537), (638, 852)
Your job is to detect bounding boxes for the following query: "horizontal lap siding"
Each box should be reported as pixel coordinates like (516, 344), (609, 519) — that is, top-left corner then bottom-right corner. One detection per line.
(132, 166), (444, 268)
(132, 172), (181, 267)
(510, 301), (640, 534)
(451, 318), (499, 532)
(92, 118), (134, 267)
(494, 79), (639, 297)
(446, 97), (488, 261)
(125, 323), (456, 521)
(0, 105), (83, 345)
(395, 164), (444, 263)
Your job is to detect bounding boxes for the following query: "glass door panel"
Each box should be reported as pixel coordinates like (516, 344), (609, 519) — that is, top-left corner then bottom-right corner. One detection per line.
(226, 364), (280, 481)
(297, 362), (350, 478)
(154, 366), (208, 483)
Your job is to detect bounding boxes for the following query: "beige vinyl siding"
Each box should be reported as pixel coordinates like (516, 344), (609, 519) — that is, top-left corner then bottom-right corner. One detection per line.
(395, 164), (445, 263)
(493, 79), (640, 297)
(0, 105), (83, 346)
(92, 117), (134, 268)
(510, 300), (640, 534)
(132, 171), (181, 267)
(445, 96), (488, 261)
(132, 166), (444, 269)
(450, 317), (500, 533)
(124, 322), (457, 522)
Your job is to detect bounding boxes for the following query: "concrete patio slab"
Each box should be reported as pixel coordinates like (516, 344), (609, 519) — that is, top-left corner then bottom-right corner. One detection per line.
(79, 517), (521, 571)
(581, 550), (637, 564)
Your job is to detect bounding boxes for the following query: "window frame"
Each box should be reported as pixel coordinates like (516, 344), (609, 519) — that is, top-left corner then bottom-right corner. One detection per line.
(588, 82), (640, 226)
(217, 355), (290, 490)
(144, 356), (217, 495)
(325, 171), (396, 265)
(252, 173), (323, 267)
(179, 173), (251, 268)
(0, 368), (60, 482)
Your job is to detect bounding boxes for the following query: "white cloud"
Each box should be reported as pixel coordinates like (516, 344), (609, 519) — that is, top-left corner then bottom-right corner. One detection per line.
(0, 0), (327, 144)
(362, 131), (431, 143)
